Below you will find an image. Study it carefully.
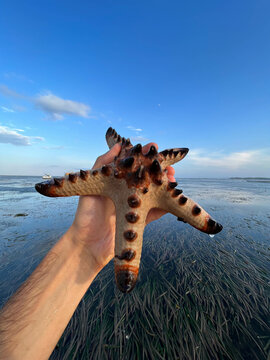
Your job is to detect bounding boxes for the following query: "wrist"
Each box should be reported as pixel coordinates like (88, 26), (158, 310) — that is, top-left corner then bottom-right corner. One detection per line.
(63, 226), (103, 275)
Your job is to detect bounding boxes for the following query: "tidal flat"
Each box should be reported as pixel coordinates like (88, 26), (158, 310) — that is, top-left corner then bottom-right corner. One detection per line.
(0, 176), (269, 359)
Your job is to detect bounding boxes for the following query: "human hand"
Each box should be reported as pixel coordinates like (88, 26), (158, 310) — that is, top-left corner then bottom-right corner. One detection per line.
(68, 142), (176, 271)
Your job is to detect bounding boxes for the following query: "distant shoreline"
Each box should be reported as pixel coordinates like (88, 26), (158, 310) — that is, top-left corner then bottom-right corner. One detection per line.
(230, 177), (270, 183)
(230, 177), (270, 180)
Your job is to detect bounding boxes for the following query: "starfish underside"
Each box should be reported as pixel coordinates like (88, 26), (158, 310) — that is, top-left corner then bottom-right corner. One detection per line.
(35, 127), (223, 293)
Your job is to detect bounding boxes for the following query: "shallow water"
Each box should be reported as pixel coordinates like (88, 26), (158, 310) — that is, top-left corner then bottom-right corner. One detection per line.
(0, 176), (269, 359)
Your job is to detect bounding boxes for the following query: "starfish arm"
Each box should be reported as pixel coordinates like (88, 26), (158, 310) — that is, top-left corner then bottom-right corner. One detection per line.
(106, 127), (132, 150)
(158, 187), (223, 234)
(35, 167), (116, 198)
(113, 192), (149, 293)
(158, 148), (189, 168)
(35, 127), (223, 294)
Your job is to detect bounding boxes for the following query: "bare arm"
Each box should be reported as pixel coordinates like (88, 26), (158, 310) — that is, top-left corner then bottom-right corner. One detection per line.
(0, 231), (100, 360)
(0, 143), (176, 360)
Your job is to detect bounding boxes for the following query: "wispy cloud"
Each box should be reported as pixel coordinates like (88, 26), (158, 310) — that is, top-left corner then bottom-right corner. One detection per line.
(126, 125), (148, 143)
(32, 136), (45, 142)
(35, 92), (91, 120)
(130, 135), (149, 143)
(1, 106), (15, 113)
(0, 125), (44, 146)
(188, 148), (270, 170)
(0, 84), (91, 120)
(0, 84), (25, 99)
(127, 125), (143, 132)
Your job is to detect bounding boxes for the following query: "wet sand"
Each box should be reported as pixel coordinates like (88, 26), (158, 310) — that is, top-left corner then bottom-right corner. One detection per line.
(0, 176), (269, 359)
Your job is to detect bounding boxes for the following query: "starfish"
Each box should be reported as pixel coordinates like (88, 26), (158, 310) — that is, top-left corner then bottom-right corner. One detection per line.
(35, 127), (223, 293)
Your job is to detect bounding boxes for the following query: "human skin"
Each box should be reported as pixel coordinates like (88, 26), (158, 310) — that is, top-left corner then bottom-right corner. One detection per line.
(0, 142), (175, 360)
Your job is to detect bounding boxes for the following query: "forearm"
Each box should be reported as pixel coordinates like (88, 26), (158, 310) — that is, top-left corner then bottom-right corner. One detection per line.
(0, 228), (100, 360)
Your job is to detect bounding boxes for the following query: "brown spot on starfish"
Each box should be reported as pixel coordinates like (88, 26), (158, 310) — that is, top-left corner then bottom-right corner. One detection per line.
(35, 127), (223, 293)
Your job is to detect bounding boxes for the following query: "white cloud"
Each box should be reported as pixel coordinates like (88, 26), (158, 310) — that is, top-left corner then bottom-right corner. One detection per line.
(188, 149), (267, 169)
(35, 92), (90, 120)
(0, 126), (31, 146)
(0, 154), (94, 176)
(127, 125), (143, 132)
(1, 106), (15, 113)
(32, 136), (45, 142)
(0, 84), (91, 120)
(175, 148), (270, 177)
(171, 148), (270, 178)
(0, 84), (25, 99)
(51, 113), (64, 120)
(0, 125), (44, 146)
(126, 126), (148, 144)
(131, 135), (149, 143)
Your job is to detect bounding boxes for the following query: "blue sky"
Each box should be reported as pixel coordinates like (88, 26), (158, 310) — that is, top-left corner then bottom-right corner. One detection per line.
(0, 0), (269, 177)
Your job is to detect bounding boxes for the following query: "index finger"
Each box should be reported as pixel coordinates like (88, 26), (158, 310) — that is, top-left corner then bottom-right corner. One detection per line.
(142, 142), (158, 155)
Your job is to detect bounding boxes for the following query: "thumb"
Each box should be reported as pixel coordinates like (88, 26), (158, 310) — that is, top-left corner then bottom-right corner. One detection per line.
(92, 143), (122, 169)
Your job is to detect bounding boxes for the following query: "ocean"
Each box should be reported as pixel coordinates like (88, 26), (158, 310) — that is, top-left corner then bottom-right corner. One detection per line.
(0, 176), (269, 359)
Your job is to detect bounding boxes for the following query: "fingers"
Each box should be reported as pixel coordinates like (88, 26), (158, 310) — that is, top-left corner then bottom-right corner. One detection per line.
(142, 143), (175, 181)
(93, 142), (159, 169)
(92, 141), (176, 183)
(167, 166), (175, 177)
(92, 143), (121, 169)
(142, 143), (177, 183)
(166, 166), (176, 182)
(142, 142), (158, 155)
